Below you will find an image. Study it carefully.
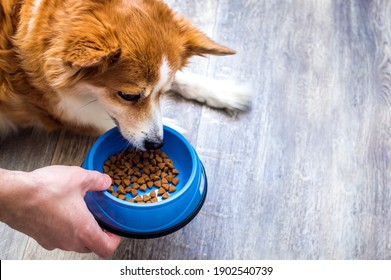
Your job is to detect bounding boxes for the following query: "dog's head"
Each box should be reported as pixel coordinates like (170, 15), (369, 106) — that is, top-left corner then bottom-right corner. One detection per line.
(47, 0), (234, 150)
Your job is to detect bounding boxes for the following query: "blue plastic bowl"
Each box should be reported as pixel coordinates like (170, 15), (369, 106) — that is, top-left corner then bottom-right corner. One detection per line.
(83, 126), (207, 238)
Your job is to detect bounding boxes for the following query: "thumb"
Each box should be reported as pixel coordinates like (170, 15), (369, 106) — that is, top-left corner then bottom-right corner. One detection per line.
(80, 170), (112, 193)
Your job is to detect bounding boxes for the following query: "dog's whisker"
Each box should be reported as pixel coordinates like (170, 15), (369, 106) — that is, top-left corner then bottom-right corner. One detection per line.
(118, 138), (133, 154)
(77, 99), (98, 112)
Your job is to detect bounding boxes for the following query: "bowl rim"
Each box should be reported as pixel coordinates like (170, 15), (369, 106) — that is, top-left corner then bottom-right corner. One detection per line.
(85, 125), (198, 208)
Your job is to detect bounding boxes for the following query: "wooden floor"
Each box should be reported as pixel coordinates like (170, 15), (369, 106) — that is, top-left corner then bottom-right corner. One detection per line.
(2, 0), (391, 260)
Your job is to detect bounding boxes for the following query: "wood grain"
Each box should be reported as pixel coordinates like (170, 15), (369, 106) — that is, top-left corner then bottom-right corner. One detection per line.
(2, 0), (391, 259)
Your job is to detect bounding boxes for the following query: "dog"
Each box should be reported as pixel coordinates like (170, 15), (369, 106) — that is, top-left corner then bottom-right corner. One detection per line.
(0, 0), (249, 150)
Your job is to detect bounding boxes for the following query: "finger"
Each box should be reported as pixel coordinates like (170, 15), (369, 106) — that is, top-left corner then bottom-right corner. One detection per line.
(78, 203), (121, 258)
(100, 231), (122, 257)
(80, 170), (112, 193)
(105, 231), (122, 248)
(83, 223), (121, 258)
(91, 231), (121, 258)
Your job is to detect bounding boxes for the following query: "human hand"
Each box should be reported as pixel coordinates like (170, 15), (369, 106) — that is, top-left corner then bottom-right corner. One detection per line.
(0, 166), (121, 258)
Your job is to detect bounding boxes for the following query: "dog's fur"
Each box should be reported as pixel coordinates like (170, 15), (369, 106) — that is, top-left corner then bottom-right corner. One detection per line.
(0, 0), (249, 150)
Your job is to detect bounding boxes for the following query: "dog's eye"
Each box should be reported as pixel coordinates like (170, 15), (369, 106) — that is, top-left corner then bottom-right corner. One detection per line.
(117, 91), (141, 102)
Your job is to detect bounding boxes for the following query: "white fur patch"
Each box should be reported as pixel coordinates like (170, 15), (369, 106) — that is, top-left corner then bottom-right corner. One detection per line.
(149, 57), (173, 139)
(152, 57), (172, 96)
(56, 84), (115, 133)
(172, 71), (251, 111)
(28, 0), (42, 32)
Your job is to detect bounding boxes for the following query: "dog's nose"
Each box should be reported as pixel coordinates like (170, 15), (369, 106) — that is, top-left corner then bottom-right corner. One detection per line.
(144, 139), (164, 150)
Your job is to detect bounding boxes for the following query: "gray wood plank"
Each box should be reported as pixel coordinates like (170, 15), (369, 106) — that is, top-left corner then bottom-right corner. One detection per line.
(0, 128), (60, 171)
(193, 0), (391, 259)
(0, 224), (28, 260)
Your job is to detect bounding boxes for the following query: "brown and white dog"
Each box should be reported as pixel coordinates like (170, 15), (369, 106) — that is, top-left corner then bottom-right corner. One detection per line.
(0, 0), (249, 150)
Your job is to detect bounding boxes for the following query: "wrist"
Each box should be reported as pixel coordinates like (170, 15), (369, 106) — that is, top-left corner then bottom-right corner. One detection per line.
(0, 169), (36, 223)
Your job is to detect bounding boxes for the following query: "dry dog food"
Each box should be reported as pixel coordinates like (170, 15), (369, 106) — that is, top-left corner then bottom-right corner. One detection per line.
(102, 148), (179, 203)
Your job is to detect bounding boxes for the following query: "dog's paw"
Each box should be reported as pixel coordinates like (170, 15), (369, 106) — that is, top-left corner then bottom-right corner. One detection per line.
(172, 71), (251, 112)
(203, 79), (251, 111)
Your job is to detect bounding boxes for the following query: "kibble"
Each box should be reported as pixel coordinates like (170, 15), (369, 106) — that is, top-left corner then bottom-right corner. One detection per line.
(103, 148), (179, 203)
(157, 187), (166, 196)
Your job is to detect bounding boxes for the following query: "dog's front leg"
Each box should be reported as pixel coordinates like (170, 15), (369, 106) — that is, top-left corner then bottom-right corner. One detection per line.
(170, 71), (251, 111)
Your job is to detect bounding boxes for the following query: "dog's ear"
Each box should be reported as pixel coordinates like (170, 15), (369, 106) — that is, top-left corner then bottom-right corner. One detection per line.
(62, 38), (121, 69)
(179, 20), (236, 57)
